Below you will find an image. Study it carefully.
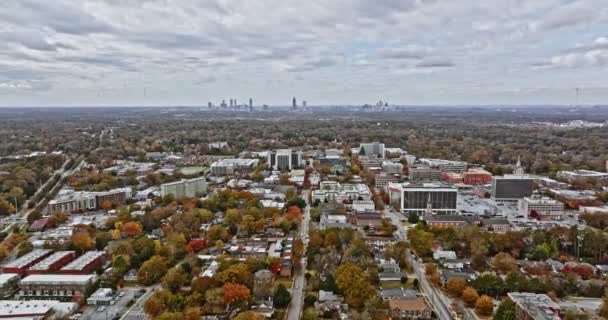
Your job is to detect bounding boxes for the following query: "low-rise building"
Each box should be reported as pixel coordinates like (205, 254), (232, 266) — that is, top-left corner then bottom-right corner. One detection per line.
(419, 158), (467, 173)
(18, 274), (96, 302)
(388, 297), (432, 320)
(312, 182), (371, 204)
(519, 195), (564, 220)
(463, 168), (493, 185)
(0, 300), (76, 319)
(375, 173), (399, 192)
(320, 214), (350, 230)
(210, 158), (259, 176)
(86, 288), (114, 306)
(28, 251), (76, 274)
(1, 249), (52, 275)
(382, 161), (403, 175)
(557, 170), (608, 183)
(425, 214), (473, 228)
(441, 172), (463, 184)
(482, 218), (511, 233)
(409, 166), (442, 182)
(59, 251), (106, 275)
(508, 292), (561, 320)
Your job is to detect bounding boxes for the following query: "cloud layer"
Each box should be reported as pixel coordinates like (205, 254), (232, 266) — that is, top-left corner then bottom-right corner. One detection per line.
(0, 0), (607, 106)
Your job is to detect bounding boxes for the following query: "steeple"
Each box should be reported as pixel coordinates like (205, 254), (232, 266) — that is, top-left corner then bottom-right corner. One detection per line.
(514, 155), (524, 175)
(425, 193), (433, 215)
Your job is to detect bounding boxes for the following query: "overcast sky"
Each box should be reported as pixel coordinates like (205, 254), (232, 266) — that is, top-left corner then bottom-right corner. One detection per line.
(1, 0), (607, 107)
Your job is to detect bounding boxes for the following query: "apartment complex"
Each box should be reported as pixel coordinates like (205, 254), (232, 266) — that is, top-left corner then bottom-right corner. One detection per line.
(210, 158), (259, 176)
(419, 158), (467, 173)
(267, 149), (303, 171)
(409, 166), (442, 182)
(46, 187), (131, 214)
(312, 181), (372, 204)
(556, 170), (608, 183)
(161, 177), (207, 198)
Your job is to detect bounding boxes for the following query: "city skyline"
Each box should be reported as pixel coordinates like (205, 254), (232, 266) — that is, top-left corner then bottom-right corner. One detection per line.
(1, 0), (607, 107)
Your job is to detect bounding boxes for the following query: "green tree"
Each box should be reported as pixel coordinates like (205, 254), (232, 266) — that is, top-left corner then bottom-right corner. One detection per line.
(162, 268), (188, 293)
(303, 307), (319, 320)
(407, 228), (434, 257)
(273, 284), (291, 308)
(286, 197), (307, 209)
(138, 255), (168, 285)
(494, 298), (516, 320)
(335, 263), (376, 308)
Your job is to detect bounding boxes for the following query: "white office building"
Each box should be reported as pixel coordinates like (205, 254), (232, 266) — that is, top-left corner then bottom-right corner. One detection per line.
(161, 177), (207, 198)
(359, 142), (385, 158)
(519, 195), (564, 220)
(388, 182), (458, 214)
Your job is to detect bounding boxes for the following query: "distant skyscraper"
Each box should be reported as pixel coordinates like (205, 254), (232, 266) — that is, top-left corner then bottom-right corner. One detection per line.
(302, 100), (307, 107)
(249, 98), (253, 110)
(292, 97), (297, 109)
(208, 102), (212, 108)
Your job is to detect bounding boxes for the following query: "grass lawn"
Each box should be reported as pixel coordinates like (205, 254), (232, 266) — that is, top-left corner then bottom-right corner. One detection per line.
(380, 277), (416, 289)
(275, 277), (294, 289)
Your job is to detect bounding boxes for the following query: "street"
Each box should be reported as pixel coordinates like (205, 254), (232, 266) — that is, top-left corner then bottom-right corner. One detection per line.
(286, 190), (310, 320)
(119, 285), (160, 320)
(384, 207), (455, 320)
(81, 287), (143, 320)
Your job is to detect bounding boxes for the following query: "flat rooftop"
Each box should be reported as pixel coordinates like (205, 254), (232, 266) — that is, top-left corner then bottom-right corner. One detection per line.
(0, 273), (19, 285)
(61, 251), (104, 271)
(2, 249), (51, 269)
(0, 300), (59, 317)
(20, 274), (95, 285)
(29, 251), (75, 271)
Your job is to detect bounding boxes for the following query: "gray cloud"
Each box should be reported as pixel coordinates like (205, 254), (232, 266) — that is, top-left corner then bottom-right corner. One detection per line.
(378, 46), (433, 60)
(415, 59), (454, 68)
(0, 0), (607, 105)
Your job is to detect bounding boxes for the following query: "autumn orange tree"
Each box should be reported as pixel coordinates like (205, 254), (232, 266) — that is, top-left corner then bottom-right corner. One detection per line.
(123, 221), (143, 237)
(223, 283), (251, 310)
(475, 295), (494, 316)
(446, 277), (467, 297)
(100, 200), (113, 210)
(462, 287), (479, 307)
(72, 231), (95, 251)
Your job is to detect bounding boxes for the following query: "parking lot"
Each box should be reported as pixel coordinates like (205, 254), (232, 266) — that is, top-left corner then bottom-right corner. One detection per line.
(78, 287), (143, 320)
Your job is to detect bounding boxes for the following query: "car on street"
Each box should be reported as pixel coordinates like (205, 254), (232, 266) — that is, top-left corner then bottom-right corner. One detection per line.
(96, 306), (106, 312)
